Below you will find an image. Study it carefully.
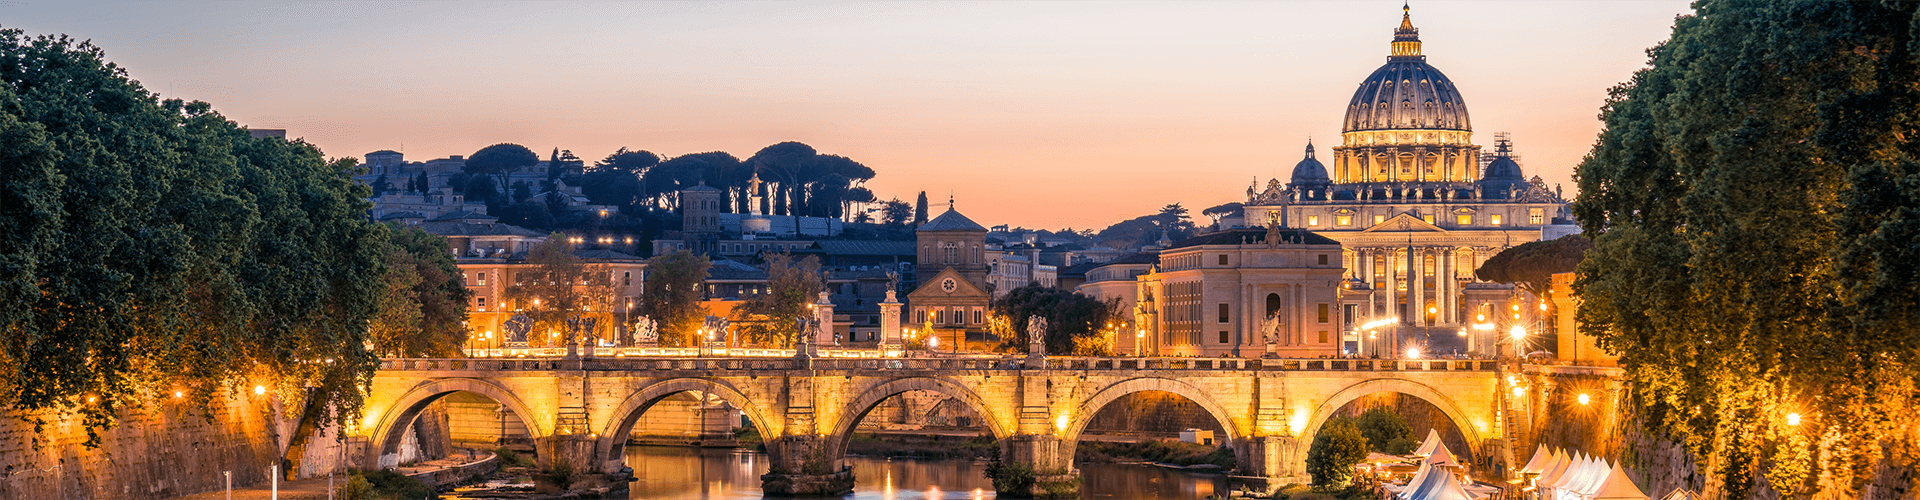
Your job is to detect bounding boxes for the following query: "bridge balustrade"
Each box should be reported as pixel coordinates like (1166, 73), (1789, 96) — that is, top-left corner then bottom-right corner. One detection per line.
(383, 356), (1497, 373)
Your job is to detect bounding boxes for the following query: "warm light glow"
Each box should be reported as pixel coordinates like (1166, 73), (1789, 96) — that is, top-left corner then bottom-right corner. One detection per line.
(173, 391), (183, 399)
(1512, 304), (1521, 311)
(1405, 347), (1421, 359)
(1360, 318), (1398, 330)
(1511, 386), (1525, 398)
(1054, 413), (1069, 433)
(1473, 323), (1495, 331)
(1540, 302), (1549, 311)
(1476, 314), (1486, 322)
(1787, 413), (1802, 426)
(1509, 326), (1526, 340)
(254, 385), (266, 395)
(1289, 405), (1310, 435)
(1427, 307), (1436, 314)
(1577, 393), (1590, 405)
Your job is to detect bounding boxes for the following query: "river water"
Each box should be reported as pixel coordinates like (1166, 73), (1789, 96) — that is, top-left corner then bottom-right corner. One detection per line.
(620, 446), (1227, 500)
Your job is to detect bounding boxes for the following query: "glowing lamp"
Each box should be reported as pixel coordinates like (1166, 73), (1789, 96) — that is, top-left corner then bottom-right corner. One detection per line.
(1577, 393), (1590, 405)
(1405, 347), (1421, 359)
(1509, 326), (1526, 341)
(1787, 413), (1802, 426)
(1054, 413), (1069, 433)
(254, 385), (266, 395)
(1511, 386), (1525, 398)
(173, 391), (183, 399)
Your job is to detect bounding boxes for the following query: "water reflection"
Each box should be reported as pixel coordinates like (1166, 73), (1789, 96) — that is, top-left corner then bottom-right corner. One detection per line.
(619, 446), (1225, 500)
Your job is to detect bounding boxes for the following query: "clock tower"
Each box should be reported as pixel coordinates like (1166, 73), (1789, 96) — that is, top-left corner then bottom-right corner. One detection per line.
(906, 203), (992, 350)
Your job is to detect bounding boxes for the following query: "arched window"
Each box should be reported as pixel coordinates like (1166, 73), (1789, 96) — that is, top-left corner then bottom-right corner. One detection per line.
(1265, 293), (1282, 318)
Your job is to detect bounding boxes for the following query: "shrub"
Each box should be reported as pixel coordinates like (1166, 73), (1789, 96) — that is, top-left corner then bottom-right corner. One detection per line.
(535, 462), (575, 490)
(1305, 420), (1369, 489)
(343, 474), (375, 500)
(1355, 406), (1412, 454)
(357, 469), (433, 499)
(494, 447), (536, 468)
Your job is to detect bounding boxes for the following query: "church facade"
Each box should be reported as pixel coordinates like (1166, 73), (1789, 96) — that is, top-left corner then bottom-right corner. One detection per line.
(1243, 7), (1572, 356)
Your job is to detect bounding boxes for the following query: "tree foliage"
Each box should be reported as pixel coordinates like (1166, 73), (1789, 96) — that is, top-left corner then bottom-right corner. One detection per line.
(1354, 406), (1414, 455)
(732, 253), (824, 348)
(1305, 418), (1369, 489)
(1473, 234), (1591, 298)
(0, 29), (387, 444)
(641, 249), (710, 347)
(368, 224), (472, 357)
(503, 236), (616, 347)
(464, 143), (537, 199)
(1572, 1), (1920, 495)
(991, 286), (1118, 355)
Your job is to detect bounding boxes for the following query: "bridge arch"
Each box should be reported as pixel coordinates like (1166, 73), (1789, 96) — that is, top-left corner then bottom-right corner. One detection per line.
(1300, 377), (1485, 461)
(1059, 377), (1244, 470)
(594, 378), (779, 473)
(369, 378), (545, 465)
(827, 377), (1014, 461)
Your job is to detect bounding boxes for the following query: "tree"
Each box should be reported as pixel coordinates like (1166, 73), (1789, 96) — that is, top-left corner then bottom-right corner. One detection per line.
(465, 143), (537, 199)
(1354, 406), (1414, 455)
(504, 236), (615, 347)
(415, 172), (429, 193)
(881, 198), (913, 227)
(495, 200), (553, 229)
(733, 253), (824, 348)
(991, 286), (1118, 355)
(1473, 234), (1591, 298)
(0, 29), (387, 445)
(1572, 1), (1920, 495)
(1202, 202), (1244, 227)
(1305, 418), (1370, 489)
(641, 250), (710, 347)
(594, 147), (660, 173)
(368, 224), (472, 357)
(914, 191), (929, 226)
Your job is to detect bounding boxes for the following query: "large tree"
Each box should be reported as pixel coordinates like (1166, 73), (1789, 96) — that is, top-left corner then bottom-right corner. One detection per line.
(732, 253), (824, 348)
(1573, 1), (1920, 495)
(504, 236), (616, 347)
(1473, 234), (1591, 299)
(1305, 418), (1370, 489)
(992, 286), (1118, 355)
(464, 143), (537, 200)
(641, 249), (710, 347)
(0, 29), (388, 444)
(368, 224), (472, 357)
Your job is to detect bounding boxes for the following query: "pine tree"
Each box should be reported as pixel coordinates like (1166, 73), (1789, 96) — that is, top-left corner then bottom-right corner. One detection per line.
(914, 191), (929, 226)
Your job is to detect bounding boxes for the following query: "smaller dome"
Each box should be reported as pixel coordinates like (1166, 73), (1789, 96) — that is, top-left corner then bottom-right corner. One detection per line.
(1290, 141), (1331, 185)
(1483, 156), (1523, 181)
(1479, 136), (1528, 198)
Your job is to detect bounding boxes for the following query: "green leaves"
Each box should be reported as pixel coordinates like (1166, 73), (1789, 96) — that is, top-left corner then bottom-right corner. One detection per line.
(1573, 1), (1920, 494)
(0, 28), (386, 445)
(1305, 418), (1370, 489)
(641, 249), (710, 347)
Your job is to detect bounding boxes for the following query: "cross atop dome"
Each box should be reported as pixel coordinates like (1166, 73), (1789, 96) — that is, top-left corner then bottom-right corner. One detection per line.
(1392, 3), (1422, 58)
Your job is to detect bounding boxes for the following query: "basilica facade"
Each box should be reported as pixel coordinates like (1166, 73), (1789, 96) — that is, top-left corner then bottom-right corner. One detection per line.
(1242, 7), (1573, 355)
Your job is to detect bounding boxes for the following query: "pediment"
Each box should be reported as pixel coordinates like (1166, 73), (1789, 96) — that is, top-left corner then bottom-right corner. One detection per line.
(1360, 212), (1447, 233)
(908, 267), (989, 299)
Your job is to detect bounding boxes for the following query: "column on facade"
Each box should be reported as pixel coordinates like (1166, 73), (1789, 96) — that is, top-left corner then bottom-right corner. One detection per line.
(1438, 248), (1453, 325)
(1411, 247), (1425, 326)
(1383, 248), (1397, 321)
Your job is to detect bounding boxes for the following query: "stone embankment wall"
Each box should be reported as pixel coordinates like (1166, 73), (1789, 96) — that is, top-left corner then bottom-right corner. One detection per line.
(0, 390), (349, 500)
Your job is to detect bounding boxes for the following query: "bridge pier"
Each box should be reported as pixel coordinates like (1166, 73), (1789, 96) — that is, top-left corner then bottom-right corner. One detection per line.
(1003, 435), (1080, 497)
(762, 434), (855, 496)
(1233, 436), (1309, 493)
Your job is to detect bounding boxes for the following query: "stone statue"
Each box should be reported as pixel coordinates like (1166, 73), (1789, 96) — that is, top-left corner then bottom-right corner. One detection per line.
(632, 316), (658, 347)
(1262, 312), (1283, 358)
(1027, 316), (1049, 357)
(885, 270), (899, 292)
(703, 315), (731, 344)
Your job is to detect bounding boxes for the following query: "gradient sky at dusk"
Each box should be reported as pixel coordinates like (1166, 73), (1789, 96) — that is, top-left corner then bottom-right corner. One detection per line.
(8, 1), (1692, 230)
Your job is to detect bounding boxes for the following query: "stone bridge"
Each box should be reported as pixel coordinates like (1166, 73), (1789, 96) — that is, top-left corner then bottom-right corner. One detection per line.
(339, 355), (1516, 495)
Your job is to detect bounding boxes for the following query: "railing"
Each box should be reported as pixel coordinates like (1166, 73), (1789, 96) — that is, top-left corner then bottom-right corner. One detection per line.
(386, 355), (1499, 373)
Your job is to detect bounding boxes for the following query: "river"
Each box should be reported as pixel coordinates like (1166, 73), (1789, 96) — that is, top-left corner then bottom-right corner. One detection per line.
(618, 445), (1228, 499)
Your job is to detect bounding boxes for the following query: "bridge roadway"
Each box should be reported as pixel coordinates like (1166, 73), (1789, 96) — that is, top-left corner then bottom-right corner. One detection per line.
(340, 354), (1511, 496)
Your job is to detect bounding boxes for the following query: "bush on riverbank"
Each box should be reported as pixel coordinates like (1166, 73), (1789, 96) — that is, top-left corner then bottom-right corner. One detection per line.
(845, 432), (998, 459)
(347, 469), (434, 500)
(1076, 439), (1235, 469)
(495, 447), (537, 468)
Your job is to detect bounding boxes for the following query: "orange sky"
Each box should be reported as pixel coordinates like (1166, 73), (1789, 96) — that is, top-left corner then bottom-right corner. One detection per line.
(10, 1), (1692, 230)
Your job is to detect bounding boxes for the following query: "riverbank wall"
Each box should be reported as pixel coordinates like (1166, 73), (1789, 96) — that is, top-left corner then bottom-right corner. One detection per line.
(0, 391), (349, 500)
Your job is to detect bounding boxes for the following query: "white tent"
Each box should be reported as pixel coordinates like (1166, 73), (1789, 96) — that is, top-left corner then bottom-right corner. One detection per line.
(1549, 454), (1589, 492)
(1405, 463), (1477, 500)
(1538, 451), (1575, 490)
(1426, 441), (1460, 468)
(1520, 444), (1554, 474)
(1398, 460), (1432, 500)
(1660, 489), (1695, 500)
(1590, 462), (1652, 500)
(1413, 429), (1445, 456)
(1576, 458), (1614, 496)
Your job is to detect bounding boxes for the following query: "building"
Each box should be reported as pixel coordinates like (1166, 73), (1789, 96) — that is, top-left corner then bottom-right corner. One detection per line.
(906, 205), (994, 351)
(1079, 228), (1345, 357)
(1240, 7), (1574, 355)
(411, 215), (648, 349)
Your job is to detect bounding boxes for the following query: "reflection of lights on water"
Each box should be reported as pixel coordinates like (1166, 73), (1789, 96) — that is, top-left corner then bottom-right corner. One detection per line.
(927, 486), (941, 499)
(974, 488), (985, 500)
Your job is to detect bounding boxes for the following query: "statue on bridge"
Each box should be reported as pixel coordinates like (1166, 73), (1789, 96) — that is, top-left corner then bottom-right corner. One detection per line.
(1027, 316), (1049, 358)
(631, 316), (658, 348)
(1262, 312), (1282, 358)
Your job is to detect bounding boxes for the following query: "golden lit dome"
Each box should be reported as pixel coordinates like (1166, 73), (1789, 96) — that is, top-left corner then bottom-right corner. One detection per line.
(1342, 5), (1470, 135)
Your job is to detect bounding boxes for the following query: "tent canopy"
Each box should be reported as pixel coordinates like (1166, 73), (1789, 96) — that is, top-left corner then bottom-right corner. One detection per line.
(1413, 429), (1445, 456)
(1425, 441), (1459, 468)
(1590, 463), (1651, 500)
(1520, 444), (1553, 474)
(1406, 464), (1477, 500)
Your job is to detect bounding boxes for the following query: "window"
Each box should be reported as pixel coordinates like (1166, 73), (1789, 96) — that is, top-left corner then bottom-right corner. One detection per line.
(1308, 215), (1320, 226)
(1219, 331), (1230, 344)
(478, 297), (487, 309)
(1318, 254), (1329, 266)
(622, 272), (631, 286)
(915, 308), (925, 323)
(1491, 214), (1504, 225)
(1457, 214), (1472, 225)
(1422, 215), (1435, 224)
(477, 272), (487, 286)
(1218, 303), (1230, 323)
(1318, 331), (1329, 343)
(973, 308), (983, 324)
(1337, 215), (1352, 226)
(1529, 208), (1546, 225)
(1318, 304), (1329, 323)
(954, 310), (966, 324)
(1218, 255), (1228, 266)
(1374, 214), (1386, 225)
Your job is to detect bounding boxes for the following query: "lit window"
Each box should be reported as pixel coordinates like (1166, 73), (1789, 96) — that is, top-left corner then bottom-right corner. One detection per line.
(1318, 304), (1329, 323)
(1337, 215), (1352, 226)
(1457, 214), (1472, 225)
(476, 272), (486, 286)
(1492, 214), (1504, 225)
(1373, 215), (1386, 225)
(1422, 215), (1435, 224)
(1529, 208), (1545, 225)
(1308, 215), (1320, 226)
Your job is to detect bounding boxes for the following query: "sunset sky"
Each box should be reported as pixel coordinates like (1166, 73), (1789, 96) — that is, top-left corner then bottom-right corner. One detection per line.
(9, 1), (1692, 230)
